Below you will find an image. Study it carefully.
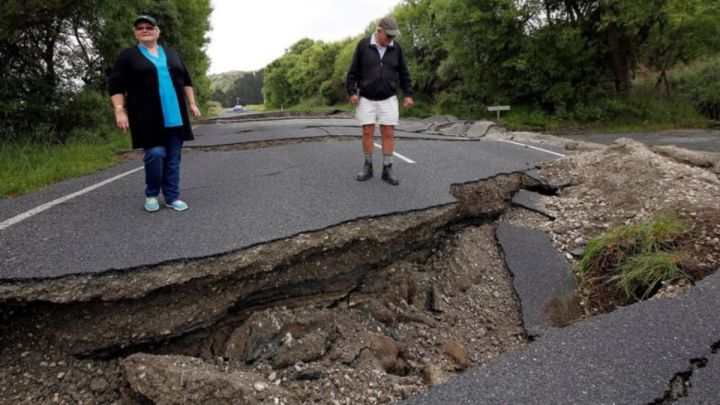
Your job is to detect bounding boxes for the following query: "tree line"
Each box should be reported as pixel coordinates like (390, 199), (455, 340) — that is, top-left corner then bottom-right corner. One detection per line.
(0, 0), (212, 143)
(210, 70), (265, 107)
(261, 0), (720, 121)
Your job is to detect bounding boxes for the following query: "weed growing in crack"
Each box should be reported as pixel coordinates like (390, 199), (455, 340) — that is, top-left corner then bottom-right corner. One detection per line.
(575, 214), (698, 313)
(610, 252), (689, 301)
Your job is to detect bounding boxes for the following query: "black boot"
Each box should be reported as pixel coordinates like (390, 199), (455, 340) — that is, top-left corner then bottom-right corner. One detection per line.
(382, 164), (399, 185)
(356, 162), (373, 181)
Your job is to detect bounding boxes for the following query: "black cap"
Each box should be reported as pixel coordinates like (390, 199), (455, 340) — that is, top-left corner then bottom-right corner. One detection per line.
(133, 15), (158, 27)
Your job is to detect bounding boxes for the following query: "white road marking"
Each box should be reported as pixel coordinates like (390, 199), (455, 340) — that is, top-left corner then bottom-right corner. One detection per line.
(497, 139), (567, 158)
(3, 125), (203, 231)
(373, 143), (416, 164)
(0, 166), (144, 231)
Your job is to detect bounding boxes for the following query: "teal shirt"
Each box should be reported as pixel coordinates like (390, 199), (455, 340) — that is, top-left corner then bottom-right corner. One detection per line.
(138, 45), (183, 128)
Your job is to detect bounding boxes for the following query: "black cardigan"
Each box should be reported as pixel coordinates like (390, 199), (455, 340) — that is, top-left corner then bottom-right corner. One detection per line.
(346, 37), (413, 101)
(109, 45), (194, 149)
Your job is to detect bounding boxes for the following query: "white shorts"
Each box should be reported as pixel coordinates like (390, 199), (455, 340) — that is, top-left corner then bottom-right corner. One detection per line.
(355, 96), (399, 126)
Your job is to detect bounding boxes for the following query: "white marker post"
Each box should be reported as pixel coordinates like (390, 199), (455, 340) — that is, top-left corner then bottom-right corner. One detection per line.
(487, 105), (510, 120)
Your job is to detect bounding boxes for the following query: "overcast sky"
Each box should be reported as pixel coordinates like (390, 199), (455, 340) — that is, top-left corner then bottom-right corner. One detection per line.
(206, 0), (403, 74)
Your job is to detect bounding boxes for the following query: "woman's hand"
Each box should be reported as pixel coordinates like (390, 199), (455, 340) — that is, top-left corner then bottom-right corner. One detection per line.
(115, 110), (129, 132)
(189, 104), (201, 118)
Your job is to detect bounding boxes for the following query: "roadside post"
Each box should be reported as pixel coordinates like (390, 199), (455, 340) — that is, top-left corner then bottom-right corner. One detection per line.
(488, 105), (510, 120)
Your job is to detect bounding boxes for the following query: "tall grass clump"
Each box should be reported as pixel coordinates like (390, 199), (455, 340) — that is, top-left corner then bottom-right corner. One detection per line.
(575, 214), (695, 312)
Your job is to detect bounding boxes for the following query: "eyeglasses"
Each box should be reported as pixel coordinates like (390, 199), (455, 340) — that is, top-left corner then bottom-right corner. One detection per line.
(134, 25), (155, 31)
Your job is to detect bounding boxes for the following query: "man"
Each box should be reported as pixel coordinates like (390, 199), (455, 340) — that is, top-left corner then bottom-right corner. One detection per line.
(346, 15), (413, 185)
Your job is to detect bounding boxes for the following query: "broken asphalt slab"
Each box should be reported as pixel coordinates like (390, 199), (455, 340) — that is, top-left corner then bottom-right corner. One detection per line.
(190, 118), (472, 147)
(404, 270), (720, 404)
(0, 138), (553, 279)
(496, 222), (577, 337)
(511, 189), (555, 218)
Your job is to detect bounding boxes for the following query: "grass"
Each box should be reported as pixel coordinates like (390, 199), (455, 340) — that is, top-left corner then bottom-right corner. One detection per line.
(0, 129), (131, 198)
(574, 214), (693, 311)
(610, 252), (688, 301)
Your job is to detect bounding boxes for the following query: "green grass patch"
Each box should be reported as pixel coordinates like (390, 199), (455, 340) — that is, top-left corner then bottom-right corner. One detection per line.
(575, 214), (694, 312)
(0, 129), (131, 199)
(609, 252), (688, 301)
(244, 104), (266, 112)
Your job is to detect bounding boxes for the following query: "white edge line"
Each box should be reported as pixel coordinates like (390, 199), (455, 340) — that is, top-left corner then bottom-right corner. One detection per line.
(0, 166), (144, 231)
(373, 143), (416, 164)
(498, 139), (567, 158)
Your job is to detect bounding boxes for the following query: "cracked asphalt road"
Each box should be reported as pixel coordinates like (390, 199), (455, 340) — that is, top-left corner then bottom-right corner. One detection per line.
(1, 116), (718, 403)
(406, 270), (720, 404)
(0, 118), (552, 279)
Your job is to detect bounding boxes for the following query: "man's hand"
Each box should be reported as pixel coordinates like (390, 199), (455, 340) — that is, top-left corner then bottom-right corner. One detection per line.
(115, 110), (129, 133)
(403, 97), (414, 108)
(349, 95), (359, 105)
(189, 104), (202, 118)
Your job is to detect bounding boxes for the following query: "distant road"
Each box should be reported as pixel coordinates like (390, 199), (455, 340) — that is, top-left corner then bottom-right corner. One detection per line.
(557, 129), (720, 153)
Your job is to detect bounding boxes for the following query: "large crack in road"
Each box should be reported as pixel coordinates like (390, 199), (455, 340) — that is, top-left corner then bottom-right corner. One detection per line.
(0, 173), (554, 403)
(4, 120), (718, 403)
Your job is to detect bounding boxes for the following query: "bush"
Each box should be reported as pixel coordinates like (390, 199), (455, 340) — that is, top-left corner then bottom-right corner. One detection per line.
(600, 86), (708, 129)
(319, 80), (340, 106)
(434, 91), (491, 120)
(206, 101), (223, 117)
(400, 98), (433, 119)
(59, 90), (114, 139)
(674, 60), (720, 120)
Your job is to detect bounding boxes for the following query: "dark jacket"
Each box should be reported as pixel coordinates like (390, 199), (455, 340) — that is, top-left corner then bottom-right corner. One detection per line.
(346, 37), (413, 101)
(109, 45), (194, 149)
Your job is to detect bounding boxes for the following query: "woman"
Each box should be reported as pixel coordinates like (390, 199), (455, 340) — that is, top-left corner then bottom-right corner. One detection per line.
(109, 15), (201, 212)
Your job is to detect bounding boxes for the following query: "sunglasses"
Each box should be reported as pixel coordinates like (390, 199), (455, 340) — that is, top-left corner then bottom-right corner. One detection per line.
(134, 25), (156, 31)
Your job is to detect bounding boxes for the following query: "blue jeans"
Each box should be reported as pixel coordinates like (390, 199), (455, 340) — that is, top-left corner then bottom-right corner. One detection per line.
(143, 127), (184, 204)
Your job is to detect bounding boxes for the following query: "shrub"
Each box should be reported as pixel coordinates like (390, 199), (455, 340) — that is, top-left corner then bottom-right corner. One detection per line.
(575, 214), (694, 312)
(59, 90), (114, 139)
(319, 80), (340, 106)
(674, 60), (720, 120)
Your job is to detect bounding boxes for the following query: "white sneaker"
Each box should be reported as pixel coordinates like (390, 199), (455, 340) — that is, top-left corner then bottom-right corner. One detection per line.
(144, 197), (160, 212)
(166, 200), (189, 211)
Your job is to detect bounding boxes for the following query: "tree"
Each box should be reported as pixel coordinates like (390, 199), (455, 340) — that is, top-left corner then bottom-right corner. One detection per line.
(209, 70), (264, 107)
(641, 0), (720, 95)
(0, 0), (212, 142)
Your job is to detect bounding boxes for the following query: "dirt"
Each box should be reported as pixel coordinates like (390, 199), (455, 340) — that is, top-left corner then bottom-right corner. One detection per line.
(535, 137), (720, 313)
(1, 132), (719, 404)
(0, 223), (525, 404)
